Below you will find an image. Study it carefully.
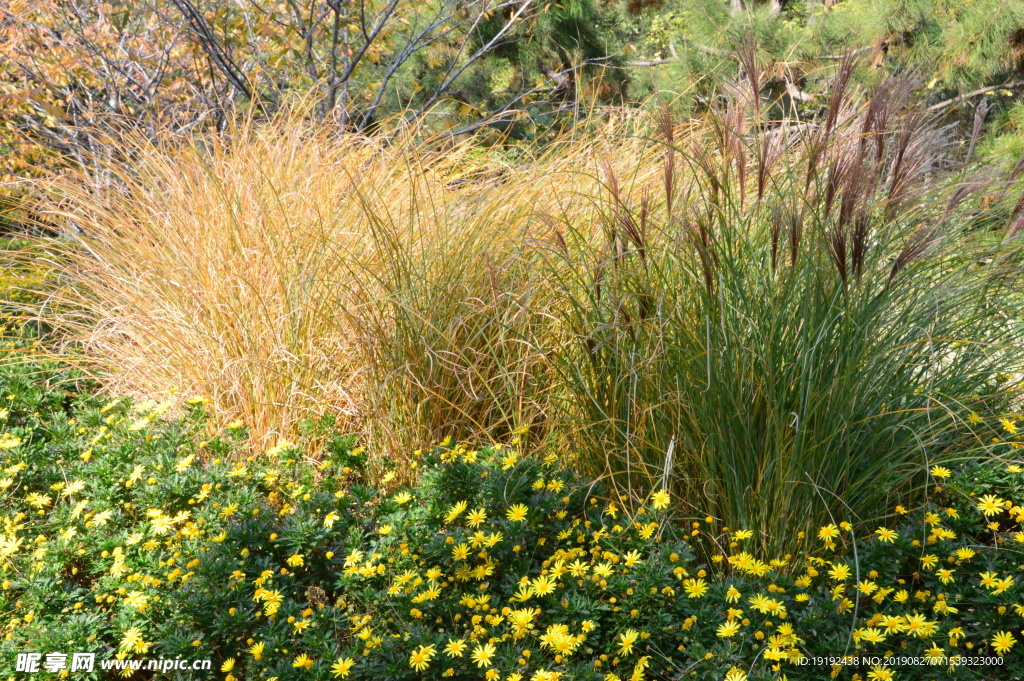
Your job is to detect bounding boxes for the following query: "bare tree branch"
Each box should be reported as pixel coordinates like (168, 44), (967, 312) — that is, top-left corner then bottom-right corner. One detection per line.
(168, 0), (258, 104)
(927, 80), (1024, 112)
(410, 0), (538, 119)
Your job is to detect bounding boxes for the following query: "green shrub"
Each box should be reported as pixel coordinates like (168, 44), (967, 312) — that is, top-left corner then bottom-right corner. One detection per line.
(0, 344), (1022, 681)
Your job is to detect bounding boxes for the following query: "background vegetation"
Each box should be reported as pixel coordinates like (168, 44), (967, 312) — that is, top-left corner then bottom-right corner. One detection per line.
(3, 0), (1024, 188)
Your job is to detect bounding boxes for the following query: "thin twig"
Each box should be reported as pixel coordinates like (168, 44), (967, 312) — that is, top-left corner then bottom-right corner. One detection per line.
(927, 81), (1024, 112)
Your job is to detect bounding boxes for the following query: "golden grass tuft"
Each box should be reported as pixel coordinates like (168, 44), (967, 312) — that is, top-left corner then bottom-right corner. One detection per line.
(20, 112), (662, 459)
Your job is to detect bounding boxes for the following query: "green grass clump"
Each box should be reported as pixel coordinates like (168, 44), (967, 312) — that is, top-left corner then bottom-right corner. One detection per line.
(544, 72), (1024, 557)
(0, 342), (1022, 680)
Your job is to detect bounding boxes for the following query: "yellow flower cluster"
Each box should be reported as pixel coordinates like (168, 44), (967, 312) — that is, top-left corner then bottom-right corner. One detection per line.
(1, 378), (1021, 681)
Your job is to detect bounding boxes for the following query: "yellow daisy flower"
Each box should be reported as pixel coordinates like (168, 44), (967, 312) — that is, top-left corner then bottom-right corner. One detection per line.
(650, 490), (671, 510)
(506, 504), (529, 522)
(470, 643), (496, 668)
(331, 657), (355, 678)
(991, 631), (1016, 655)
(617, 629), (640, 656)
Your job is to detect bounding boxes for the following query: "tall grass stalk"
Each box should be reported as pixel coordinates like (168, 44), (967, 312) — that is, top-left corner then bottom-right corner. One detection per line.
(544, 63), (1024, 556)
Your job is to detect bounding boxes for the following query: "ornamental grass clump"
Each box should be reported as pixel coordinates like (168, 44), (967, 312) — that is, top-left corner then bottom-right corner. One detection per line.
(18, 120), (552, 455)
(12, 54), (1024, 553)
(543, 57), (1024, 557)
(16, 111), (663, 458)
